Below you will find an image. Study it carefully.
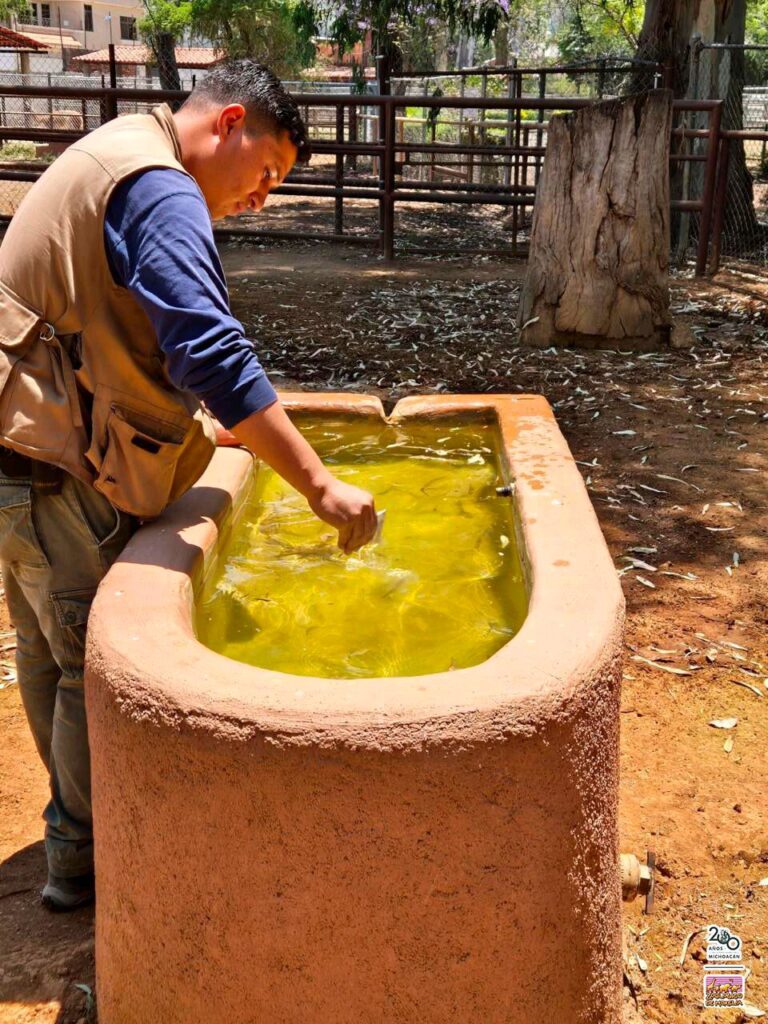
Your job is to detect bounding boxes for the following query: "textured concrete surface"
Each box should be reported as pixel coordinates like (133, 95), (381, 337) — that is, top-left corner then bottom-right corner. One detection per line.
(85, 393), (625, 1024)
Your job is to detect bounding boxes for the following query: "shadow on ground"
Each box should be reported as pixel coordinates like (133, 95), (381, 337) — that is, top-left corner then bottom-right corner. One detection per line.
(0, 842), (94, 1023)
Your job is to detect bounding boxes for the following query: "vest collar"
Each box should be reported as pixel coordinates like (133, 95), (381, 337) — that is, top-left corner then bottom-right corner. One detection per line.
(150, 103), (184, 164)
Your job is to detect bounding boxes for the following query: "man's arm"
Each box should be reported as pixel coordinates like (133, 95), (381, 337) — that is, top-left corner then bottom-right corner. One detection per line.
(229, 403), (375, 554)
(104, 168), (376, 551)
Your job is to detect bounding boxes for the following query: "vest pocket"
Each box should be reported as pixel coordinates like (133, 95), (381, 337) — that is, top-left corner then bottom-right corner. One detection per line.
(93, 404), (185, 519)
(0, 282), (84, 459)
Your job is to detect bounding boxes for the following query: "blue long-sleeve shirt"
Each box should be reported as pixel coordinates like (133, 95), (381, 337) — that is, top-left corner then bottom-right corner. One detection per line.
(104, 168), (277, 429)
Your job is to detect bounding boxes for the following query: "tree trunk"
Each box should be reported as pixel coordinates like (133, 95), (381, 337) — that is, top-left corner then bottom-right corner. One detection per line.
(152, 32), (182, 93)
(494, 24), (509, 67)
(518, 92), (673, 350)
(637, 0), (757, 243)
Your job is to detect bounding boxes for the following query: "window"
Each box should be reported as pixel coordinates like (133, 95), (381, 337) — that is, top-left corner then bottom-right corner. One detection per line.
(84, 4), (93, 31)
(40, 2), (50, 24)
(21, 4), (37, 24)
(119, 15), (136, 40)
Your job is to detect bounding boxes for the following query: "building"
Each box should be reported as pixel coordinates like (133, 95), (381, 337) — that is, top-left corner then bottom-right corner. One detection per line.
(70, 43), (221, 87)
(0, 23), (50, 73)
(12, 0), (144, 53)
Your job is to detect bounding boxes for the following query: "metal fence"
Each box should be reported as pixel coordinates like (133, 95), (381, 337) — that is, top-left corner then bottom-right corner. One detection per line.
(391, 57), (665, 101)
(0, 39), (765, 270)
(690, 42), (768, 267)
(0, 77), (726, 272)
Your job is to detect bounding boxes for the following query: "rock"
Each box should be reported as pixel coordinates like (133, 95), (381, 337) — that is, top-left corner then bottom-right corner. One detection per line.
(671, 322), (696, 349)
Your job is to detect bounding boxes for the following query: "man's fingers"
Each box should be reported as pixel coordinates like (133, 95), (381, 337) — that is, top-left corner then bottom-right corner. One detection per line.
(338, 509), (376, 554)
(358, 504), (378, 549)
(345, 519), (367, 554)
(330, 490), (377, 554)
(366, 502), (377, 537)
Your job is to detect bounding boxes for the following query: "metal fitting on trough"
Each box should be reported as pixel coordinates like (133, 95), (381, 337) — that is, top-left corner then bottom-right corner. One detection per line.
(620, 850), (655, 914)
(495, 483), (515, 497)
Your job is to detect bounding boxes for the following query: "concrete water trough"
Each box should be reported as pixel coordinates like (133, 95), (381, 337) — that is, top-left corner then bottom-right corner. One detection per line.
(85, 392), (625, 1024)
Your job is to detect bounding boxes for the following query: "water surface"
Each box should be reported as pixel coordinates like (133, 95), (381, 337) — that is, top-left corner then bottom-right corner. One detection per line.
(196, 417), (528, 678)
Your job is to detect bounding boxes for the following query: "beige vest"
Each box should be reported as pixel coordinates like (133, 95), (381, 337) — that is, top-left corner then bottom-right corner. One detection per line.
(0, 104), (216, 518)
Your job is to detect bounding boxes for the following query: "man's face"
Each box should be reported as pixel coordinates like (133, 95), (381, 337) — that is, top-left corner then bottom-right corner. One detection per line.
(206, 105), (298, 221)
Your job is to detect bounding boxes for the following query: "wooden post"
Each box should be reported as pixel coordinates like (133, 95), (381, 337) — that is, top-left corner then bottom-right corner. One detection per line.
(518, 91), (674, 350)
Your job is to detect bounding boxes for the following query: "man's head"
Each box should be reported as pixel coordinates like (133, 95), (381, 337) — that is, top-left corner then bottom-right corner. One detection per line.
(175, 60), (310, 221)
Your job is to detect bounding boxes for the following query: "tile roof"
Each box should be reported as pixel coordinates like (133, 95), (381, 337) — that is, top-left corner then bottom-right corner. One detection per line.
(0, 25), (50, 50)
(71, 44), (223, 69)
(16, 29), (81, 48)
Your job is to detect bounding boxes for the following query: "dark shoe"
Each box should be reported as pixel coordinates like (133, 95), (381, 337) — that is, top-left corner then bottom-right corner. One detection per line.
(41, 871), (94, 912)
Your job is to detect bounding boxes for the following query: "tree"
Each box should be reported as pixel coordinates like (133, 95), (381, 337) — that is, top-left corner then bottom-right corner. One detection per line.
(558, 0), (643, 64)
(1, 0), (32, 22)
(191, 0), (314, 74)
(744, 0), (768, 85)
(637, 0), (759, 247)
(140, 0), (192, 91)
(293, 0), (508, 89)
(519, 92), (673, 350)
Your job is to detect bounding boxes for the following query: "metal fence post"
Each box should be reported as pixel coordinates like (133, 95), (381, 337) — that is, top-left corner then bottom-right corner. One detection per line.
(105, 43), (118, 121)
(597, 57), (607, 98)
(696, 100), (722, 276)
(335, 103), (344, 235)
(347, 103), (358, 171)
(381, 100), (396, 260)
(502, 64), (516, 187)
(708, 134), (730, 275)
(511, 68), (522, 254)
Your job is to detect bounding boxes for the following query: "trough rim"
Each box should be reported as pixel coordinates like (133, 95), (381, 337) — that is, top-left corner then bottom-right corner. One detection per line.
(86, 392), (624, 745)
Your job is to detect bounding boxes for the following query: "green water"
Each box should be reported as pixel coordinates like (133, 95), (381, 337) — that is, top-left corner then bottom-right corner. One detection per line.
(196, 417), (528, 679)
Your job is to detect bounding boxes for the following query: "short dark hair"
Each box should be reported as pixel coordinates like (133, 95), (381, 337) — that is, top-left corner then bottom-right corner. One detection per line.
(184, 60), (311, 164)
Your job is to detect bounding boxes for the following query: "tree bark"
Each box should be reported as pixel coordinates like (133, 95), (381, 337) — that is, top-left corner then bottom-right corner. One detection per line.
(494, 24), (509, 67)
(152, 32), (182, 93)
(637, 0), (757, 243)
(518, 92), (673, 350)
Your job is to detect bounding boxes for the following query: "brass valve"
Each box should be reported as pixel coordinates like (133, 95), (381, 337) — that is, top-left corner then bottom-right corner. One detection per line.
(620, 850), (655, 914)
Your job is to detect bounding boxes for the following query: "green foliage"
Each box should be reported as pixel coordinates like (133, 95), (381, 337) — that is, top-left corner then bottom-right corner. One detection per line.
(139, 0), (192, 39)
(0, 142), (53, 161)
(0, 0), (32, 19)
(558, 0), (643, 63)
(140, 0), (315, 75)
(502, 0), (552, 61)
(189, 0), (314, 73)
(349, 60), (369, 92)
(293, 0), (507, 62)
(0, 140), (39, 160)
(746, 0), (768, 46)
(396, 13), (447, 72)
(744, 0), (768, 85)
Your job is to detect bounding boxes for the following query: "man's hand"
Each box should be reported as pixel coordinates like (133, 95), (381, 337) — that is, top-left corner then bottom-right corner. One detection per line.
(308, 477), (377, 554)
(228, 401), (377, 554)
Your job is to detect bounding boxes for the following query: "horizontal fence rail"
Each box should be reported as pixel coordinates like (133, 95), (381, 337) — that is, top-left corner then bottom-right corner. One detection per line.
(0, 80), (763, 272)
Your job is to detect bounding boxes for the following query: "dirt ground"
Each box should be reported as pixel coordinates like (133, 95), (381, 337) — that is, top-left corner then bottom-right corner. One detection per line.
(1, 232), (767, 1023)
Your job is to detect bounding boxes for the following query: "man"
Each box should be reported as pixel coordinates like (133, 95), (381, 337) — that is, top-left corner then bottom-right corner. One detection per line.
(0, 61), (376, 911)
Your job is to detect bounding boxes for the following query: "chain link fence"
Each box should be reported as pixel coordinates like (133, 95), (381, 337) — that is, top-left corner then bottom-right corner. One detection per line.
(0, 38), (763, 269)
(692, 42), (768, 267)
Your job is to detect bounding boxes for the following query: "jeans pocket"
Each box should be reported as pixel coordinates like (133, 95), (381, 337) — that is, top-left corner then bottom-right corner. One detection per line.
(0, 475), (31, 511)
(51, 588), (96, 679)
(66, 475), (121, 548)
(0, 475), (48, 568)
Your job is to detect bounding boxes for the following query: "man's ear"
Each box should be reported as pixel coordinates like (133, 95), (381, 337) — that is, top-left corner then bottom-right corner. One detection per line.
(216, 103), (247, 141)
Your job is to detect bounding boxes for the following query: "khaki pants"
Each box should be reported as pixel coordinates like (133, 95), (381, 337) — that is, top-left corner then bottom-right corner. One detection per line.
(0, 470), (136, 877)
